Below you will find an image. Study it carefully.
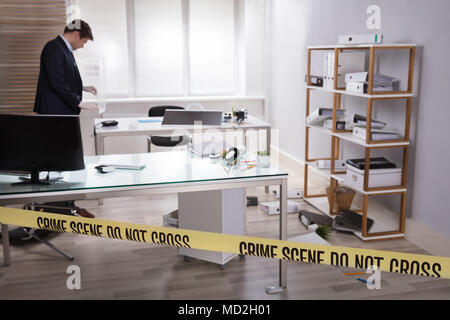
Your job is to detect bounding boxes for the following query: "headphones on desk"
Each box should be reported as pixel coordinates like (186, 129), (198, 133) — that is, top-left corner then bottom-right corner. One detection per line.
(224, 145), (246, 164)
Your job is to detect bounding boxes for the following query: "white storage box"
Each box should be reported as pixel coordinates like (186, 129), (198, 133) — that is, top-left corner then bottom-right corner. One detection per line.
(345, 164), (402, 189)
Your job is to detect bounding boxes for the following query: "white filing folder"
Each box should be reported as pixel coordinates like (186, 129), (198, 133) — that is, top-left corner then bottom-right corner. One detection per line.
(272, 189), (304, 199)
(345, 72), (368, 83)
(259, 200), (300, 215)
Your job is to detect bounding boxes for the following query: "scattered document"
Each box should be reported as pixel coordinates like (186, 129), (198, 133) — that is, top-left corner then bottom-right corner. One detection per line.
(333, 210), (374, 233)
(306, 107), (346, 126)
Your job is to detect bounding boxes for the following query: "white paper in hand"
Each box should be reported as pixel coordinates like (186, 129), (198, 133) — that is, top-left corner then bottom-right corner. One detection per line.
(97, 92), (107, 114)
(98, 101), (106, 114)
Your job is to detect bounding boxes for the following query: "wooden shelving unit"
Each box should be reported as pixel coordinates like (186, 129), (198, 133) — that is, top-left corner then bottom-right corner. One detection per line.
(303, 43), (416, 241)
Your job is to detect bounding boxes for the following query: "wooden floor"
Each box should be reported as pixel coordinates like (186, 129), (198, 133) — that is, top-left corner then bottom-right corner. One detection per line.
(1, 165), (450, 300)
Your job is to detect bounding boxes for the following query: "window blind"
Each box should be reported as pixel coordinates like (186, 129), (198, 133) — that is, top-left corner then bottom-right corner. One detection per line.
(71, 0), (237, 97)
(0, 0), (67, 114)
(189, 0), (236, 95)
(71, 0), (129, 97)
(134, 0), (184, 96)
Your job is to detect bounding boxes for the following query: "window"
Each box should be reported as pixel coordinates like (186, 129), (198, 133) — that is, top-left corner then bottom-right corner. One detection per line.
(189, 0), (236, 95)
(71, 0), (130, 97)
(69, 0), (237, 98)
(134, 0), (184, 96)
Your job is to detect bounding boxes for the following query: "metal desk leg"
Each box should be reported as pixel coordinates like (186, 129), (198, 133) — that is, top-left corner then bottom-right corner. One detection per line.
(94, 132), (104, 206)
(266, 178), (287, 294)
(1, 223), (10, 266)
(94, 133), (105, 156)
(265, 128), (271, 194)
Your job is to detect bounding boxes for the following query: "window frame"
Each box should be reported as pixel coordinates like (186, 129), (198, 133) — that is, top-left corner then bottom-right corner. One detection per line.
(69, 0), (240, 99)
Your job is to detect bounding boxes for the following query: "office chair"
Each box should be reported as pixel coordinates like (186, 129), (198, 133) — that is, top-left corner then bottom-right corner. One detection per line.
(13, 202), (79, 261)
(147, 105), (192, 152)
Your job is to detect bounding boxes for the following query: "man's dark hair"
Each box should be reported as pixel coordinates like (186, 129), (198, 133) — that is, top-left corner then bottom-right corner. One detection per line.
(64, 20), (93, 41)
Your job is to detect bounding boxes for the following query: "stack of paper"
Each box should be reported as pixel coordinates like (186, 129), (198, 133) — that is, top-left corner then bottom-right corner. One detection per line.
(289, 232), (331, 246)
(373, 73), (401, 91)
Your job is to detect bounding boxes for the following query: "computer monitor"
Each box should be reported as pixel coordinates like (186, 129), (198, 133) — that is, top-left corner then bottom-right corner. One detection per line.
(0, 114), (85, 185)
(162, 110), (222, 125)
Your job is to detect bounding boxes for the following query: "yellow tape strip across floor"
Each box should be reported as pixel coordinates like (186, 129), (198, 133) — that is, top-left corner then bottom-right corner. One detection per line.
(1, 206), (449, 279)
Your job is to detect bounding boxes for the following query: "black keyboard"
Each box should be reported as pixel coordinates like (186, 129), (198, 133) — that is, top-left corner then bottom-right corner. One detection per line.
(346, 157), (396, 170)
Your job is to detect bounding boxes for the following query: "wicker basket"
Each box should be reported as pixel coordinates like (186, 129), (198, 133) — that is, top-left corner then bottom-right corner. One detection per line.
(326, 185), (355, 212)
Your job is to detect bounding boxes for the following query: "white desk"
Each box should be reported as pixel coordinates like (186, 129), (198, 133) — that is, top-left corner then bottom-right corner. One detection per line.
(0, 151), (288, 292)
(93, 115), (271, 156)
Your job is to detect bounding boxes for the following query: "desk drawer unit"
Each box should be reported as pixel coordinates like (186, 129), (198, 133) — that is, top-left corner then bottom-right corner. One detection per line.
(178, 188), (246, 266)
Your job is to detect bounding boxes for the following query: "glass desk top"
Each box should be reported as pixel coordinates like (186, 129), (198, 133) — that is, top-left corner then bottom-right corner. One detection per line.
(0, 151), (287, 196)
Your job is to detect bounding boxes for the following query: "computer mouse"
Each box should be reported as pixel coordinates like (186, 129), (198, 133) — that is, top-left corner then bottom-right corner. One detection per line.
(95, 165), (115, 174)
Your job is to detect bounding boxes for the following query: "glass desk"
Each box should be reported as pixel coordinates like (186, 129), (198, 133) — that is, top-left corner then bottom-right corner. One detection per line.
(0, 151), (288, 293)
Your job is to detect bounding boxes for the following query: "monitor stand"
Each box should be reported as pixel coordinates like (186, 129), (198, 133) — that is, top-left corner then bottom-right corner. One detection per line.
(12, 170), (63, 186)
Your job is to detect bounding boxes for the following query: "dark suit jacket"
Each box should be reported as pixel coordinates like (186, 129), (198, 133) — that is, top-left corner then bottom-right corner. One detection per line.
(34, 36), (83, 115)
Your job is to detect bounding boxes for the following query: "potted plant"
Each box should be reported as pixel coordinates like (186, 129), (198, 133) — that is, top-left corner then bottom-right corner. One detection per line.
(315, 224), (332, 240)
(257, 150), (270, 168)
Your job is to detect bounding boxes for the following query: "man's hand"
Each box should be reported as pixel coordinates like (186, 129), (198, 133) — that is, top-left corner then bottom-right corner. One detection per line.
(79, 102), (99, 111)
(83, 86), (97, 95)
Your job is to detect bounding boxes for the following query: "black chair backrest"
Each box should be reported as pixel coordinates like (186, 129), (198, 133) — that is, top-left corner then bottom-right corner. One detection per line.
(148, 105), (184, 117)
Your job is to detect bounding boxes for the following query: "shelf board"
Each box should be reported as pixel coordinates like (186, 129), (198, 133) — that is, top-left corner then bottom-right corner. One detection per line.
(303, 196), (404, 241)
(306, 86), (413, 99)
(303, 195), (357, 214)
(306, 124), (410, 148)
(306, 160), (407, 195)
(307, 43), (416, 49)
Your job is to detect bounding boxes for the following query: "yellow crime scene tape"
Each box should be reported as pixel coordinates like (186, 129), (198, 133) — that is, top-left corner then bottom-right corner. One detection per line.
(1, 206), (450, 279)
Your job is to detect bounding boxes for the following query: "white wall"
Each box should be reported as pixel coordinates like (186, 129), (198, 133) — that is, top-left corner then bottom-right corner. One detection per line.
(244, 0), (266, 96)
(265, 0), (450, 237)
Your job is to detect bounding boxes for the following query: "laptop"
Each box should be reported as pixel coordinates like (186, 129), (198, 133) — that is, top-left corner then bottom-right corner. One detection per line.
(162, 110), (222, 126)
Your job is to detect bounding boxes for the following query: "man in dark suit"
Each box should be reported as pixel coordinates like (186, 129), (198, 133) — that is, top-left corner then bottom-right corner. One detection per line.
(34, 19), (98, 115)
(34, 20), (97, 218)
